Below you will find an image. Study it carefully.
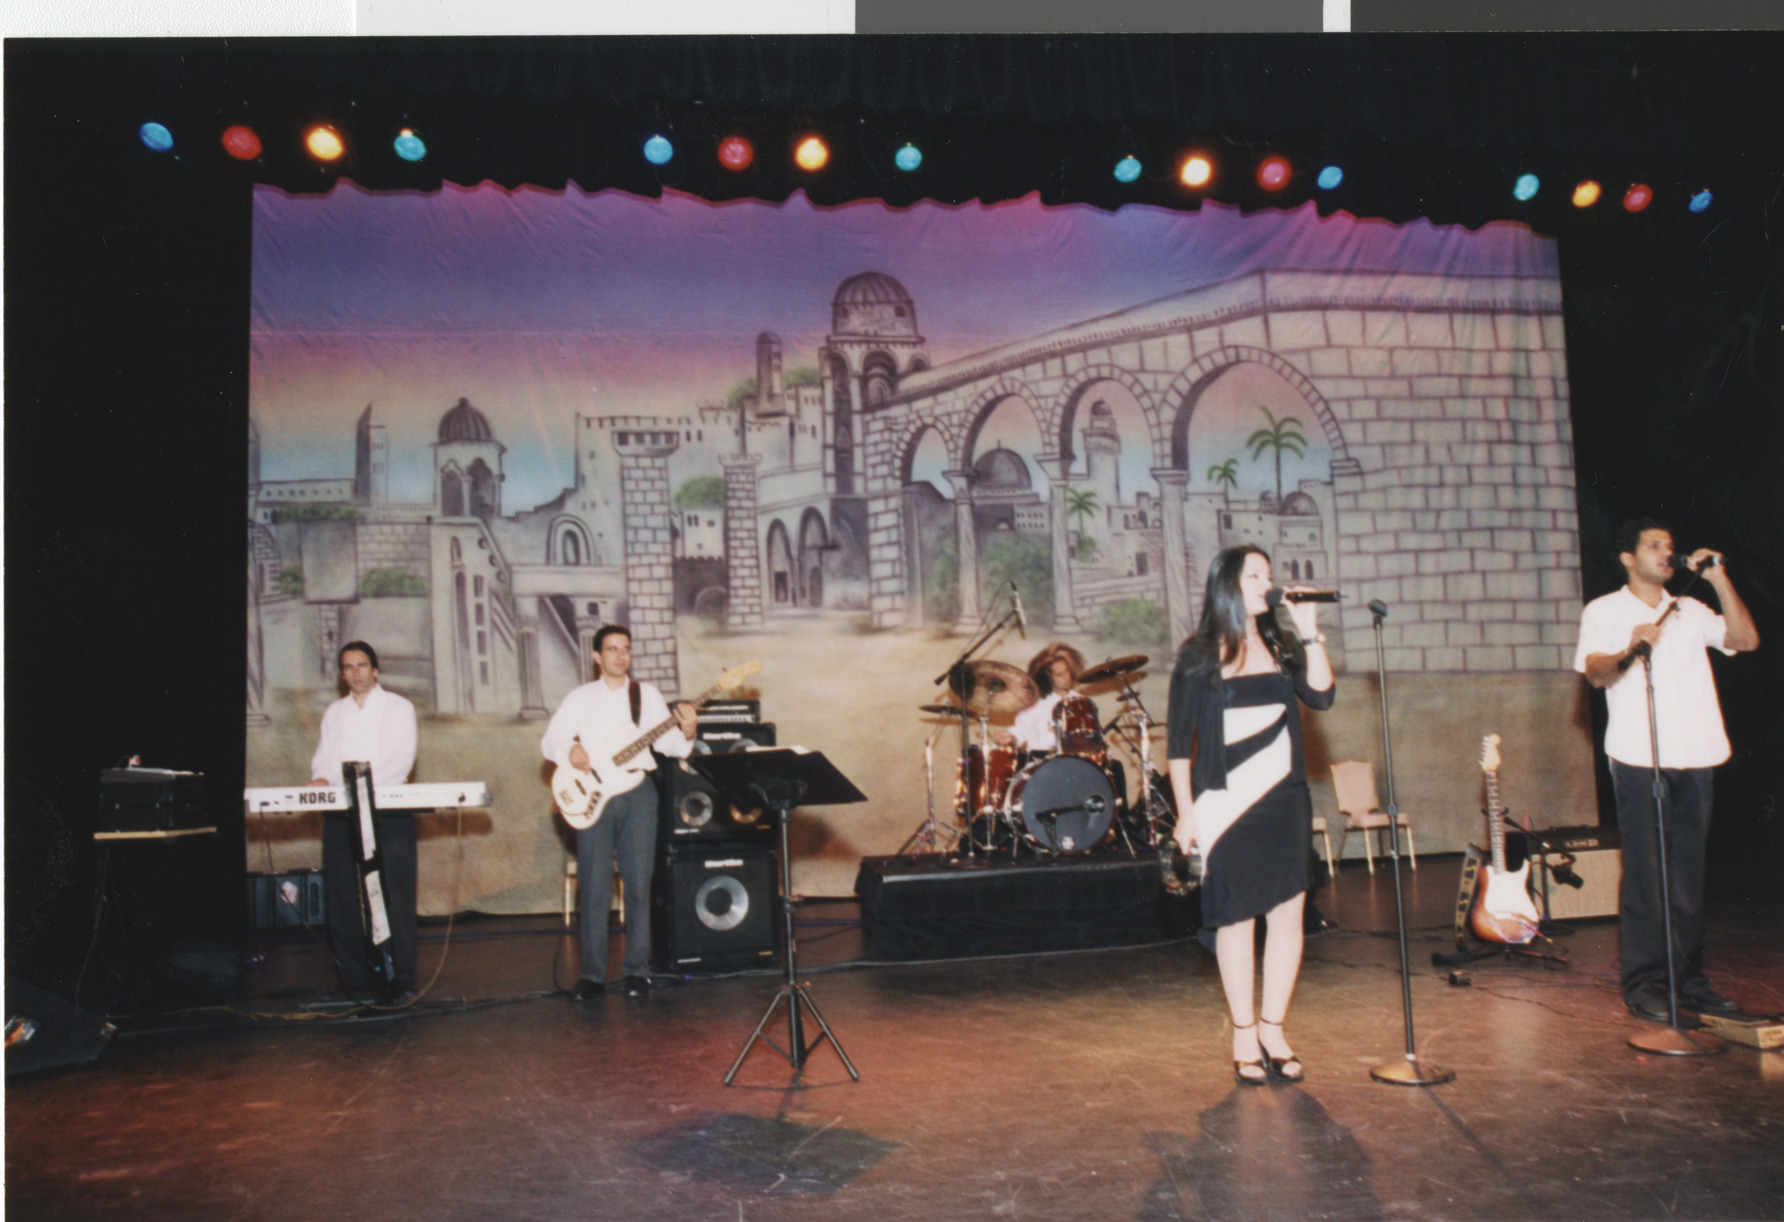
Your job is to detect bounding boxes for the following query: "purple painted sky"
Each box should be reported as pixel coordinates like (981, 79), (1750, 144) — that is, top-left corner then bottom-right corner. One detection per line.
(251, 182), (1557, 507)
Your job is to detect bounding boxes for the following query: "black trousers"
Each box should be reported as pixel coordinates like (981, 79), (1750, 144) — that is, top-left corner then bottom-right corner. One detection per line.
(323, 813), (418, 991)
(1610, 760), (1713, 1002)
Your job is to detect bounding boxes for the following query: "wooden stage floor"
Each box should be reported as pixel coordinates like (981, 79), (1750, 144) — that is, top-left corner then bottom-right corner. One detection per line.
(8, 858), (1784, 1220)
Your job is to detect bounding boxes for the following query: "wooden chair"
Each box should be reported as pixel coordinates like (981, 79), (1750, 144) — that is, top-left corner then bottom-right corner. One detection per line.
(1311, 814), (1334, 876)
(1329, 761), (1417, 873)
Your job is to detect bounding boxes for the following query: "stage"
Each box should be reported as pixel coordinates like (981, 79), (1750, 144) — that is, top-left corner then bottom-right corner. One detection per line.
(7, 858), (1783, 1220)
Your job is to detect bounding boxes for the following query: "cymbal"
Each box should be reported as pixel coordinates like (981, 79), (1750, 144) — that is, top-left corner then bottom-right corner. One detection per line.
(947, 660), (1039, 716)
(918, 703), (961, 716)
(1078, 654), (1149, 686)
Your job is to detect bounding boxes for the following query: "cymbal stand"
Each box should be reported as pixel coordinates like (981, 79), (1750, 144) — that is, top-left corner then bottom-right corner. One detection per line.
(1120, 677), (1172, 849)
(898, 715), (962, 856)
(931, 587), (1023, 862)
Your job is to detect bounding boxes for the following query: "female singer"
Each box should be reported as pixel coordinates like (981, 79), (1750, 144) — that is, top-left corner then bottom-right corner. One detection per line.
(1168, 546), (1333, 1084)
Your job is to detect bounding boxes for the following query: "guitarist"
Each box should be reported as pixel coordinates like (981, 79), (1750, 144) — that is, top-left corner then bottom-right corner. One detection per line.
(1575, 520), (1759, 1022)
(542, 625), (698, 1000)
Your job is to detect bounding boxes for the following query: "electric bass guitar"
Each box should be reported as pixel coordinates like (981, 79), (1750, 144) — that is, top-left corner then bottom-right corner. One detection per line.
(552, 660), (760, 830)
(1469, 733), (1542, 945)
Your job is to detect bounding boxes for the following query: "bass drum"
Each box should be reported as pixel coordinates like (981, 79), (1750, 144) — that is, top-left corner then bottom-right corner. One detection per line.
(1006, 755), (1115, 854)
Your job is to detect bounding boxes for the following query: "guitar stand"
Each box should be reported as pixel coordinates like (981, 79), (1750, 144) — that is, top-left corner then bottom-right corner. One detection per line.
(688, 749), (866, 1086)
(1434, 934), (1569, 970)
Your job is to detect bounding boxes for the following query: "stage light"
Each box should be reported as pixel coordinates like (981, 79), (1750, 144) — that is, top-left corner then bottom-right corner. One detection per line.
(1513, 174), (1540, 202)
(393, 129), (426, 162)
(305, 126), (345, 162)
(1179, 154), (1213, 189)
(643, 135), (674, 166)
(139, 122), (173, 152)
(718, 136), (754, 171)
(895, 143), (923, 172)
(221, 125), (262, 160)
(1623, 183), (1653, 212)
(1113, 155), (1142, 183)
(1572, 180), (1602, 208)
(1257, 156), (1291, 191)
(1316, 165), (1343, 190)
(794, 136), (829, 171)
(1689, 189), (1714, 213)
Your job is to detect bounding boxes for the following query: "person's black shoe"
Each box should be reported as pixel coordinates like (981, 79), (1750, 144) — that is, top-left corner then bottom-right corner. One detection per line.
(1626, 989), (1672, 1023)
(1681, 985), (1741, 1014)
(568, 978), (606, 1001)
(1303, 905), (1337, 937)
(623, 975), (651, 997)
(320, 985), (375, 1007)
(383, 987), (418, 1007)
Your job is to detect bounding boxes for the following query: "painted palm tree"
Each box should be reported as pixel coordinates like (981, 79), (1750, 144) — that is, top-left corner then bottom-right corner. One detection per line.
(1246, 406), (1308, 505)
(1064, 486), (1101, 561)
(1206, 457), (1240, 496)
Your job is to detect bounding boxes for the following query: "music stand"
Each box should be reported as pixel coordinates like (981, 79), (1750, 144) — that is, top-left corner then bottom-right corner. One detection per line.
(688, 748), (867, 1085)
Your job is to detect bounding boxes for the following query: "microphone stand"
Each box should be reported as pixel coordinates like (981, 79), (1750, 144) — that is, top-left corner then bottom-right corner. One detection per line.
(1366, 599), (1455, 1087)
(932, 584), (1023, 862)
(1626, 638), (1725, 1057)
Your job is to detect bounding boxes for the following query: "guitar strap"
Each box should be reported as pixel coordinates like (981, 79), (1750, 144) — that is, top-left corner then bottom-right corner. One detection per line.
(628, 679), (641, 727)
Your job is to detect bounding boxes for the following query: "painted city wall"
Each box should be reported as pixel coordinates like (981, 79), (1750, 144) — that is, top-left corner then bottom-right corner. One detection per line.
(248, 183), (1595, 907)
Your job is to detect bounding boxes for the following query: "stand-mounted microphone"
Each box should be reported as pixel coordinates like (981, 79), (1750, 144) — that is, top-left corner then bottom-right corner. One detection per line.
(1010, 583), (1027, 637)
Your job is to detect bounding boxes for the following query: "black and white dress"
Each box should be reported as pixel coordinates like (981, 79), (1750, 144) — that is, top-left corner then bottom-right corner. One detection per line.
(1168, 648), (1333, 943)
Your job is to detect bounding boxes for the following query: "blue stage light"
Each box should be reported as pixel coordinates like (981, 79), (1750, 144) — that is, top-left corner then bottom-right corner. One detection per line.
(895, 143), (923, 172)
(1513, 174), (1540, 202)
(643, 135), (674, 166)
(393, 129), (427, 162)
(1113, 156), (1142, 183)
(1317, 165), (1343, 190)
(1688, 190), (1713, 213)
(139, 122), (173, 152)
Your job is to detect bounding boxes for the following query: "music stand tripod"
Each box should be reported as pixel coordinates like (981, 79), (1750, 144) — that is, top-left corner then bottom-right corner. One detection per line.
(689, 748), (868, 1085)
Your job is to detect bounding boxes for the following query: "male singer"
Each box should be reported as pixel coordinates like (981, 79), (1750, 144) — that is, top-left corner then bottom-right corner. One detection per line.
(1574, 519), (1758, 1021)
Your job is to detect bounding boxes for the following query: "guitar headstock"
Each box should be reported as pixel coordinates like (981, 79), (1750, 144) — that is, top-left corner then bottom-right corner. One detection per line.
(1479, 733), (1502, 774)
(715, 659), (762, 691)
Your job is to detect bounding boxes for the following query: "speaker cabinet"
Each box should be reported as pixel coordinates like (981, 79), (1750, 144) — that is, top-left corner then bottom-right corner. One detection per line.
(658, 756), (778, 849)
(1511, 827), (1621, 921)
(696, 722), (777, 752)
(650, 848), (780, 973)
(246, 870), (327, 929)
(5, 979), (115, 1077)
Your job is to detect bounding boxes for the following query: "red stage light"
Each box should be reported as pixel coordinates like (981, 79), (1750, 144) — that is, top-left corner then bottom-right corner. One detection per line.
(1257, 156), (1291, 190)
(1623, 183), (1653, 212)
(718, 137), (754, 171)
(221, 125), (262, 160)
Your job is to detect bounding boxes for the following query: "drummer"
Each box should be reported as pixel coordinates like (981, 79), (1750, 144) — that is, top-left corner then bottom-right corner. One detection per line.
(1001, 643), (1090, 754)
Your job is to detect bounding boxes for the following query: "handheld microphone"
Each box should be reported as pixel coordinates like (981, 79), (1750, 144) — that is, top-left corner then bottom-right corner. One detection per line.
(1669, 552), (1720, 571)
(1266, 588), (1342, 607)
(1011, 583), (1028, 636)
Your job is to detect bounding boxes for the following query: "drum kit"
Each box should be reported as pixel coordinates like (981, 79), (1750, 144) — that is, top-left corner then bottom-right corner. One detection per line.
(907, 654), (1178, 861)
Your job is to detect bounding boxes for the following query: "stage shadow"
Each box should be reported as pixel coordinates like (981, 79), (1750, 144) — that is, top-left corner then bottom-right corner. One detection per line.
(1139, 1088), (1379, 1221)
(632, 1112), (898, 1196)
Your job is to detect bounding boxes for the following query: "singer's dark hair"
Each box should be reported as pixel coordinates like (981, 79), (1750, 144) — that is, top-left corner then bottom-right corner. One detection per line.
(338, 640), (379, 670)
(1614, 517), (1672, 562)
(1184, 545), (1301, 672)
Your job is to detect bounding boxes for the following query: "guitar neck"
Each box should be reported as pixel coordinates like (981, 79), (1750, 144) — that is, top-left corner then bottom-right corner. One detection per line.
(610, 683), (724, 767)
(1485, 769), (1507, 873)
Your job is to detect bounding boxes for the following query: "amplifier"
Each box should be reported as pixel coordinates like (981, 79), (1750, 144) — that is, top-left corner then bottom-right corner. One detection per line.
(696, 723), (777, 752)
(245, 870), (327, 929)
(1510, 826), (1621, 921)
(99, 767), (207, 833)
(698, 700), (761, 725)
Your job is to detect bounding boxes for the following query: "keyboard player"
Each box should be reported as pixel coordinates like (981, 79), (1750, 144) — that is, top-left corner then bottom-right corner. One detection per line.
(308, 640), (418, 1005)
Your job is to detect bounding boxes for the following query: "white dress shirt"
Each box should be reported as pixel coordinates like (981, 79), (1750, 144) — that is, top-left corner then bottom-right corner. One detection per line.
(540, 677), (693, 771)
(310, 683), (418, 786)
(1011, 692), (1063, 752)
(1574, 588), (1733, 769)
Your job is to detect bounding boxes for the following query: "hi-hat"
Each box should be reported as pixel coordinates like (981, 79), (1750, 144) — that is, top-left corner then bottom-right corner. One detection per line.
(947, 660), (1039, 716)
(1078, 655), (1149, 686)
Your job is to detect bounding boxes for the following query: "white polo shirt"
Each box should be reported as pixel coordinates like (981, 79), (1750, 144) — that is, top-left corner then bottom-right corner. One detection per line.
(1573, 588), (1733, 769)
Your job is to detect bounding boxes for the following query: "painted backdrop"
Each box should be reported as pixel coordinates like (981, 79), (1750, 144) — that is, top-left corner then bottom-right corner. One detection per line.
(248, 184), (1593, 907)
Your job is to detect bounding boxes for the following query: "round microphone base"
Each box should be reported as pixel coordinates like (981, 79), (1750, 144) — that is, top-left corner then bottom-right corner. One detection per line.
(1370, 1055), (1455, 1087)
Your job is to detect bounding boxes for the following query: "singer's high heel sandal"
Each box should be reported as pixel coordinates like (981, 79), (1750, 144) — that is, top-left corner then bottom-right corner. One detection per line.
(1259, 1018), (1304, 1083)
(1232, 1021), (1267, 1086)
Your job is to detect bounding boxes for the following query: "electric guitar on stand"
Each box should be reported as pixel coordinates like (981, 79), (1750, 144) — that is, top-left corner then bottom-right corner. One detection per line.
(552, 660), (761, 830)
(1469, 733), (1542, 945)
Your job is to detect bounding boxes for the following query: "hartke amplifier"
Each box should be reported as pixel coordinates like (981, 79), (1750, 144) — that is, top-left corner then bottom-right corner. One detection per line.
(650, 848), (780, 973)
(696, 722), (777, 751)
(657, 756), (777, 848)
(1511, 826), (1621, 921)
(697, 700), (761, 725)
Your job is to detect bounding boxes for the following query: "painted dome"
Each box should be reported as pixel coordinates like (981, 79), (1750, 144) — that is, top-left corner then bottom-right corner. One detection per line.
(1282, 490), (1319, 515)
(438, 397), (494, 443)
(832, 272), (919, 339)
(972, 446), (1033, 492)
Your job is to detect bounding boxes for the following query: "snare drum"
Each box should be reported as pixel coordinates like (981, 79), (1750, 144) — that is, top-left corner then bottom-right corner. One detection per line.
(1054, 694), (1107, 766)
(960, 743), (1020, 816)
(1006, 754), (1116, 854)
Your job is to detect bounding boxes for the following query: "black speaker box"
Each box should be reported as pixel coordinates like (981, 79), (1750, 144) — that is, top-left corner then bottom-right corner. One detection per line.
(5, 979), (115, 1078)
(246, 870), (327, 929)
(658, 755), (778, 849)
(650, 848), (780, 973)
